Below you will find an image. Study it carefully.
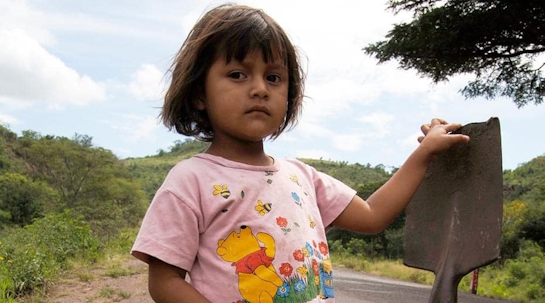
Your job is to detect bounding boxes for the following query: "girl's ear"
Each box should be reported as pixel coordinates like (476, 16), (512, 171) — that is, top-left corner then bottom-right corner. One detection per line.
(195, 98), (206, 110)
(193, 88), (206, 110)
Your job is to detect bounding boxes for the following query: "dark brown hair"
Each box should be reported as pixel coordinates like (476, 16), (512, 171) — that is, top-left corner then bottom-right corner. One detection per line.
(161, 3), (305, 141)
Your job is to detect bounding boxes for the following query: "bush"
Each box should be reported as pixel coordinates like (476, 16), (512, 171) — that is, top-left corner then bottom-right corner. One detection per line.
(346, 238), (377, 258)
(476, 240), (545, 302)
(0, 211), (100, 298)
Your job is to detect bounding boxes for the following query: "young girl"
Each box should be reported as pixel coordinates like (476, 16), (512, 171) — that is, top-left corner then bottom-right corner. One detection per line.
(131, 3), (469, 303)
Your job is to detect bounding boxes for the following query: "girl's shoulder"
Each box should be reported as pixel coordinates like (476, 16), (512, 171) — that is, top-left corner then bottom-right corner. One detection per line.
(279, 158), (321, 178)
(278, 157), (312, 170)
(167, 153), (209, 175)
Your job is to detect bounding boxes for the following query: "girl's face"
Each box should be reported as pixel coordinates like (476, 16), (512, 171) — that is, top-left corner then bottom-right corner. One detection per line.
(198, 51), (289, 144)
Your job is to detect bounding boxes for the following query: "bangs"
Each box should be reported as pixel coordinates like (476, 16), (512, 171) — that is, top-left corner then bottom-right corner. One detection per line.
(210, 10), (289, 65)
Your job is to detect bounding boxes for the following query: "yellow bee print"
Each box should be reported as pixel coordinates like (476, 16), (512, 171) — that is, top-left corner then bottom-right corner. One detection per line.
(213, 184), (230, 199)
(255, 200), (272, 216)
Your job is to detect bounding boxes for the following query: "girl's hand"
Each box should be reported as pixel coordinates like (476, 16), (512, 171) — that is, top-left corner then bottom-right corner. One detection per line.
(417, 118), (470, 158)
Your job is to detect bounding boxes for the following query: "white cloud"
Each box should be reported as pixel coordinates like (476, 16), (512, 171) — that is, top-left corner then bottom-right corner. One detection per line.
(0, 29), (106, 108)
(0, 114), (19, 126)
(332, 134), (363, 152)
(400, 131), (422, 149)
(128, 64), (166, 101)
(358, 112), (394, 138)
(103, 115), (161, 143)
(0, 0), (54, 45)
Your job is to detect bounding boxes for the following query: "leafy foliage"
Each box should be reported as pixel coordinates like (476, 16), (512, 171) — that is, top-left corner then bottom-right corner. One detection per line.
(0, 211), (100, 298)
(476, 241), (545, 302)
(0, 125), (23, 174)
(299, 159), (391, 189)
(504, 156), (545, 203)
(0, 173), (56, 226)
(365, 0), (545, 107)
(0, 125), (148, 239)
(502, 156), (545, 256)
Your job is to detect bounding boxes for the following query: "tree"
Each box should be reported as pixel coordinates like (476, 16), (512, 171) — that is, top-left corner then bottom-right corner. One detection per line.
(0, 173), (55, 226)
(17, 132), (148, 238)
(0, 125), (18, 172)
(501, 200), (528, 260)
(365, 0), (545, 107)
(20, 135), (113, 206)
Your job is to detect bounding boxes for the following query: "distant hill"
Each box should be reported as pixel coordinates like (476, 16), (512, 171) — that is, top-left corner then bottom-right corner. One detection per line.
(503, 155), (545, 203)
(123, 139), (392, 201)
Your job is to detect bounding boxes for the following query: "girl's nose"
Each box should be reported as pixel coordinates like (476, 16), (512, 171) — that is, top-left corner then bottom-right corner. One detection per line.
(250, 78), (269, 99)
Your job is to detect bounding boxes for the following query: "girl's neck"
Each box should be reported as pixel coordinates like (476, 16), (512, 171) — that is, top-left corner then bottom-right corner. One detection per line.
(205, 139), (273, 166)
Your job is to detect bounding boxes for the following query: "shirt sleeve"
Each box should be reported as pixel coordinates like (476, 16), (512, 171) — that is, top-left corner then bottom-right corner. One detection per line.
(131, 187), (200, 272)
(312, 168), (357, 227)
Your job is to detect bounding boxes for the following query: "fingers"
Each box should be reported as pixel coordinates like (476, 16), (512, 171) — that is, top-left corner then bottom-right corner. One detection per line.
(431, 118), (448, 126)
(448, 133), (470, 144)
(418, 118), (466, 143)
(420, 118), (448, 135)
(442, 123), (463, 133)
(420, 124), (430, 135)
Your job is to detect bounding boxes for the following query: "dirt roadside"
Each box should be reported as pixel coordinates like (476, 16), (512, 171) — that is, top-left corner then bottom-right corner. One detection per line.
(45, 257), (153, 303)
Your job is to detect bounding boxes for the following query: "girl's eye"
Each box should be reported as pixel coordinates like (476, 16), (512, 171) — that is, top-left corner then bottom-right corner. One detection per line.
(266, 74), (282, 83)
(228, 72), (246, 79)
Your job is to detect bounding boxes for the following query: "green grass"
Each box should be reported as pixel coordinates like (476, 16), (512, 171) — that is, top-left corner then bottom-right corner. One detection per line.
(103, 266), (139, 278)
(96, 286), (131, 300)
(331, 252), (435, 285)
(77, 272), (94, 282)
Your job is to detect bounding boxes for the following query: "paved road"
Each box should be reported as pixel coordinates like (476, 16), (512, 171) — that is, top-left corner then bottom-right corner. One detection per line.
(334, 267), (510, 303)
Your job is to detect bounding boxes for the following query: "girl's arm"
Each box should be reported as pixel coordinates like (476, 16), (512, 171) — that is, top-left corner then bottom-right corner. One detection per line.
(148, 257), (212, 303)
(332, 119), (470, 234)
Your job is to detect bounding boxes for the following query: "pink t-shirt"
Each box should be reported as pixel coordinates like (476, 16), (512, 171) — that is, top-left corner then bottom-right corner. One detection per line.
(131, 154), (356, 302)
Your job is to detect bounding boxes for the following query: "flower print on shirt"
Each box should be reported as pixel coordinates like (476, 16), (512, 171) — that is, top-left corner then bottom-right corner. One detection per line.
(305, 242), (314, 257)
(274, 239), (335, 301)
(289, 174), (300, 186)
(277, 282), (290, 298)
(297, 265), (309, 280)
(291, 192), (302, 208)
(308, 214), (317, 229)
(294, 279), (306, 292)
(279, 262), (293, 277)
(318, 241), (329, 257)
(289, 174), (309, 197)
(293, 249), (305, 262)
(276, 217), (291, 235)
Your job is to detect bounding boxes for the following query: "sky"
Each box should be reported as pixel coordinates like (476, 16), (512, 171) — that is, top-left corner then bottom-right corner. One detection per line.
(1, 0), (544, 171)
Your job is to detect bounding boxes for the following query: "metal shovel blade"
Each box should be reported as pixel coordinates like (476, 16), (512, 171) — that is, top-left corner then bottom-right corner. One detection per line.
(403, 117), (503, 303)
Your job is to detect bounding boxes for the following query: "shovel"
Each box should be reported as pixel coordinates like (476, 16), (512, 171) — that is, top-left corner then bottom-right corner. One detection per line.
(403, 117), (503, 303)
